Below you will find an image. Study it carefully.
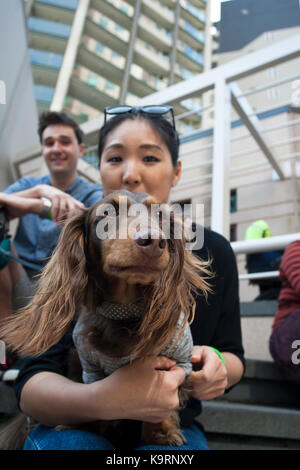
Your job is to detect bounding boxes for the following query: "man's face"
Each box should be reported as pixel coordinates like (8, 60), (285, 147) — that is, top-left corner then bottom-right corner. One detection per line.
(41, 124), (85, 178)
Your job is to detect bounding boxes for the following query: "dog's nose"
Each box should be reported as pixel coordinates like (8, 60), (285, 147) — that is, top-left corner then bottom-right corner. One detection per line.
(134, 228), (166, 258)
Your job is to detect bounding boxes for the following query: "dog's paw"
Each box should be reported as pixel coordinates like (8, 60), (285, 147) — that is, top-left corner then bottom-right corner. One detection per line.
(54, 425), (73, 432)
(145, 426), (186, 447)
(161, 427), (186, 447)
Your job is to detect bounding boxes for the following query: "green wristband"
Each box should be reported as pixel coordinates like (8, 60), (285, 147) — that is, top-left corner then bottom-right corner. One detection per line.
(209, 346), (226, 365)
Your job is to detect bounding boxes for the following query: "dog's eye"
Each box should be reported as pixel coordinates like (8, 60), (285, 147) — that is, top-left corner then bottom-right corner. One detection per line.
(97, 203), (118, 218)
(156, 210), (163, 224)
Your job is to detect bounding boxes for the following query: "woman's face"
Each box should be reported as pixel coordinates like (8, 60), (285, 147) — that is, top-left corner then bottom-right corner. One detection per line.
(99, 119), (181, 204)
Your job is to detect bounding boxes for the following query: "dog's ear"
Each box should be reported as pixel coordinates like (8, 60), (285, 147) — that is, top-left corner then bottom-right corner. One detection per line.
(0, 209), (89, 356)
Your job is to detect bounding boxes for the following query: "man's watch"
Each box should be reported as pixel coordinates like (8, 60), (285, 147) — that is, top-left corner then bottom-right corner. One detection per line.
(39, 197), (52, 220)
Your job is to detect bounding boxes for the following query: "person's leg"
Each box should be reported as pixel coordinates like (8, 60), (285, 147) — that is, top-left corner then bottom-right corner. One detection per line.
(23, 424), (116, 451)
(136, 423), (209, 451)
(269, 309), (300, 384)
(1, 262), (36, 375)
(0, 243), (26, 321)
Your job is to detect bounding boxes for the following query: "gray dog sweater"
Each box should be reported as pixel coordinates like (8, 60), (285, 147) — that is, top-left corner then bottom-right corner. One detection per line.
(73, 300), (193, 384)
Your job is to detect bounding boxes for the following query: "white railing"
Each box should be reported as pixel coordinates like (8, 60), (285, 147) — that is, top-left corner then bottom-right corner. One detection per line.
(232, 233), (300, 281)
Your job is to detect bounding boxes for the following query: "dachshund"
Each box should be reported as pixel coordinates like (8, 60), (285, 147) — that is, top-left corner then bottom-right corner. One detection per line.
(1, 190), (212, 448)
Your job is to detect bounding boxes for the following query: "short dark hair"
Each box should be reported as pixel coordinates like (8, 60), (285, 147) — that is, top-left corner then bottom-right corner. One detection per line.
(38, 112), (84, 145)
(98, 110), (180, 167)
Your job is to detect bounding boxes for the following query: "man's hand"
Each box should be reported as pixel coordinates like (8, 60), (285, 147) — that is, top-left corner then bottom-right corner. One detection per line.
(35, 185), (85, 222)
(187, 345), (228, 401)
(0, 186), (85, 223)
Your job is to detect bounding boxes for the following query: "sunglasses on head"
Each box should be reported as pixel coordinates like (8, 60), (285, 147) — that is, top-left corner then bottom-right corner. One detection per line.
(104, 105), (176, 129)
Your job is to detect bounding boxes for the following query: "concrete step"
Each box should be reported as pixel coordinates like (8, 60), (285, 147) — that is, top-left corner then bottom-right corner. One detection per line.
(197, 401), (300, 441)
(0, 382), (18, 415)
(240, 300), (278, 317)
(221, 359), (300, 407)
(205, 433), (300, 450)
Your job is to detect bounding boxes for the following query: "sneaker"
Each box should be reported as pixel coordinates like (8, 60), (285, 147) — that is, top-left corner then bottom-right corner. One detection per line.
(0, 349), (19, 382)
(2, 368), (19, 382)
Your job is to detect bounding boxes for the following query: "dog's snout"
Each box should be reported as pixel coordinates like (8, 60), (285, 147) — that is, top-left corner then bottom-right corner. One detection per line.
(134, 229), (166, 258)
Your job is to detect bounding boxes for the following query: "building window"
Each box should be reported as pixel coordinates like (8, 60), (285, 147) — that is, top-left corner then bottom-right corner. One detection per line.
(28, 17), (71, 38)
(114, 22), (124, 32)
(230, 224), (237, 242)
(230, 189), (237, 213)
(264, 31), (274, 41)
(105, 80), (116, 90)
(267, 87), (280, 99)
(36, 0), (78, 9)
(29, 49), (63, 69)
(95, 42), (104, 54)
(34, 85), (54, 103)
(64, 96), (71, 106)
(86, 75), (99, 87)
(99, 17), (108, 28)
(267, 67), (277, 79)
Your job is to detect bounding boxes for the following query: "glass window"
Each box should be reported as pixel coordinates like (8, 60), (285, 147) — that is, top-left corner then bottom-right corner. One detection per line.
(28, 17), (71, 38)
(34, 85), (54, 103)
(184, 45), (203, 66)
(99, 17), (108, 28)
(114, 22), (124, 32)
(64, 96), (71, 106)
(230, 224), (237, 242)
(95, 42), (105, 54)
(35, 0), (78, 10)
(105, 80), (116, 90)
(29, 49), (63, 68)
(230, 189), (237, 213)
(86, 75), (99, 87)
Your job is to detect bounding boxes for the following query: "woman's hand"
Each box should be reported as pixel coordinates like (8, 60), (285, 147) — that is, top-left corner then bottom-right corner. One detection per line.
(187, 346), (228, 401)
(20, 358), (186, 427)
(93, 356), (186, 423)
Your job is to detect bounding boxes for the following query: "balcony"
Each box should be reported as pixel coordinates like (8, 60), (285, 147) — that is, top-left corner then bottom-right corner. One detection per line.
(90, 0), (132, 30)
(69, 75), (117, 110)
(31, 0), (75, 25)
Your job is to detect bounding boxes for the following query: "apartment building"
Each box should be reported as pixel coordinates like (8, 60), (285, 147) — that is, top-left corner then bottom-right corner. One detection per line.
(27, 0), (208, 134)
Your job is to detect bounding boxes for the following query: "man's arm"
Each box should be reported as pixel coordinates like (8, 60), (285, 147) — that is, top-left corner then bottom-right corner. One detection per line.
(0, 184), (84, 222)
(0, 192), (43, 220)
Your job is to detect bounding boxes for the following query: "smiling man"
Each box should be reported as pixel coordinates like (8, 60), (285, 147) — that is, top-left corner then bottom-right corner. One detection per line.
(0, 112), (103, 326)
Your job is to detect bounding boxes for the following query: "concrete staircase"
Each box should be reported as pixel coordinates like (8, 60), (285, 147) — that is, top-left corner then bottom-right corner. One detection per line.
(196, 300), (300, 450)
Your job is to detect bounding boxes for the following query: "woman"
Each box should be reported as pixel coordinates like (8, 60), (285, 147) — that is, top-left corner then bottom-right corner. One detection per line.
(10, 106), (245, 450)
(269, 240), (300, 386)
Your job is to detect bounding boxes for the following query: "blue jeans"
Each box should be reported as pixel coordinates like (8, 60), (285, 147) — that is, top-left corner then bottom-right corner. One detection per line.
(23, 423), (209, 451)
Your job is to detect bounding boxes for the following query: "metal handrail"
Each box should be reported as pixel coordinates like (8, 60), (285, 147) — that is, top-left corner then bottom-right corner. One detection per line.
(239, 271), (279, 281)
(232, 233), (300, 255)
(232, 234), (300, 282)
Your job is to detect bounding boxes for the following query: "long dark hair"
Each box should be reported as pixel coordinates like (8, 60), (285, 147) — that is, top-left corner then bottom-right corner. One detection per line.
(98, 110), (180, 167)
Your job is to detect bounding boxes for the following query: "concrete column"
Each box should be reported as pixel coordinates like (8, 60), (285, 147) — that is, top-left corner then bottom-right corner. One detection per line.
(211, 78), (231, 239)
(169, 0), (180, 86)
(50, 0), (90, 111)
(119, 0), (142, 104)
(24, 0), (35, 17)
(201, 0), (213, 129)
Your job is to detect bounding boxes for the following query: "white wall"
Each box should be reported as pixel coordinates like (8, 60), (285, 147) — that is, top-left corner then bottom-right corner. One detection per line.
(0, 0), (40, 190)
